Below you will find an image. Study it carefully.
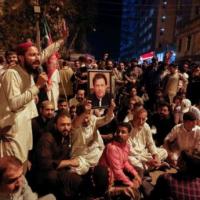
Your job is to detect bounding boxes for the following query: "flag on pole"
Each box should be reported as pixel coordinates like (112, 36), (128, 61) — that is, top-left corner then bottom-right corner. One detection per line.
(42, 17), (59, 84)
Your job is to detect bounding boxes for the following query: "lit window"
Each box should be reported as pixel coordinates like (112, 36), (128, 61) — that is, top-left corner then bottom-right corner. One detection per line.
(161, 16), (166, 21)
(160, 28), (165, 32)
(148, 23), (153, 29)
(160, 28), (165, 35)
(163, 1), (167, 8)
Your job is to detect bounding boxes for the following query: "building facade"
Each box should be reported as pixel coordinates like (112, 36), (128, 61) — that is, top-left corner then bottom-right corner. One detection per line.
(175, 0), (200, 62)
(120, 0), (177, 61)
(136, 0), (157, 57)
(155, 0), (177, 55)
(120, 0), (138, 59)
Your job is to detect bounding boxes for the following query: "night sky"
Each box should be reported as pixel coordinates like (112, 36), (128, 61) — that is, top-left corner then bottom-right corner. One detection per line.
(88, 0), (122, 60)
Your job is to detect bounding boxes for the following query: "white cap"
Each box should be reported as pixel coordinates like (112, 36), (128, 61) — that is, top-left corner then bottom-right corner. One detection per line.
(181, 99), (191, 113)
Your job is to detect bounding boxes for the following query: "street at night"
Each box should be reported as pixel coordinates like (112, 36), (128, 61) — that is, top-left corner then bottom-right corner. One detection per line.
(0, 0), (200, 200)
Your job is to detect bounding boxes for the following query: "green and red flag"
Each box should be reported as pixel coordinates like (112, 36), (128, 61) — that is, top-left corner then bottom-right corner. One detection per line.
(42, 17), (59, 84)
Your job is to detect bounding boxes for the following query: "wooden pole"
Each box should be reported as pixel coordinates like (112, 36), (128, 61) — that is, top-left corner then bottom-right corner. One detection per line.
(34, 0), (41, 53)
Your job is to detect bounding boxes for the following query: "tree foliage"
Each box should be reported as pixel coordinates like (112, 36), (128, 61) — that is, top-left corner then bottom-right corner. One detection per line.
(0, 0), (97, 52)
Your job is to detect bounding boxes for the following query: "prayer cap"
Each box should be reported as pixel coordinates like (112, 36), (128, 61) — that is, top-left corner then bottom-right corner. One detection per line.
(16, 41), (34, 56)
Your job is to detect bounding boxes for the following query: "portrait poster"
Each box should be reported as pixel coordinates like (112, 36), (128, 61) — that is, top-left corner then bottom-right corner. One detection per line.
(88, 70), (112, 108)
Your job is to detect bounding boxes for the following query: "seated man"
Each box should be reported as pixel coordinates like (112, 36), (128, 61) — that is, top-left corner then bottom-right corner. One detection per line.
(164, 111), (200, 167)
(128, 108), (168, 174)
(123, 99), (143, 123)
(71, 101), (115, 175)
(32, 100), (55, 148)
(56, 98), (69, 114)
(69, 105), (76, 120)
(129, 87), (144, 105)
(149, 150), (200, 200)
(99, 122), (141, 188)
(69, 89), (85, 107)
(149, 101), (175, 146)
(34, 111), (82, 200)
(0, 156), (55, 200)
(71, 101), (115, 197)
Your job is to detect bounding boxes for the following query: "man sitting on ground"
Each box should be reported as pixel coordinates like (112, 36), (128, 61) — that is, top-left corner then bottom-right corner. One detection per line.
(32, 100), (55, 148)
(69, 89), (85, 107)
(164, 111), (200, 167)
(149, 150), (200, 199)
(128, 108), (168, 175)
(99, 122), (141, 188)
(70, 101), (115, 197)
(0, 156), (55, 200)
(34, 111), (82, 200)
(71, 101), (115, 175)
(149, 101), (175, 146)
(56, 98), (69, 114)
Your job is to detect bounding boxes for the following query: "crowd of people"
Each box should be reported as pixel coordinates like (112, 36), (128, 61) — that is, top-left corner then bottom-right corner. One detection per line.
(0, 36), (200, 200)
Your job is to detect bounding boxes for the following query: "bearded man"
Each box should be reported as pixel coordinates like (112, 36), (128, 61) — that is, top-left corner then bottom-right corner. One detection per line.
(0, 42), (48, 166)
(35, 111), (82, 199)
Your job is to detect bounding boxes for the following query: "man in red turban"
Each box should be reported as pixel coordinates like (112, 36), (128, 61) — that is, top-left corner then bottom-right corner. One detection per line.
(0, 41), (48, 170)
(0, 26), (68, 170)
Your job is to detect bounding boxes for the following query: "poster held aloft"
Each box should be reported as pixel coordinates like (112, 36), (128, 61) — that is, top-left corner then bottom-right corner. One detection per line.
(88, 70), (112, 108)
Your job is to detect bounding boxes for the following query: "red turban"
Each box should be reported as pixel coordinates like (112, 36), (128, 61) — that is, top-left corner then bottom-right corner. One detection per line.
(16, 41), (34, 55)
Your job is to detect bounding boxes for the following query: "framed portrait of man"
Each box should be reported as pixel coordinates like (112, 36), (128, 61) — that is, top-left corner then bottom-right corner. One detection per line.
(88, 70), (112, 108)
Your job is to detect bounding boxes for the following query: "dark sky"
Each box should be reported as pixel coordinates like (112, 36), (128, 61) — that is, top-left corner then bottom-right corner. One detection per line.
(88, 0), (122, 60)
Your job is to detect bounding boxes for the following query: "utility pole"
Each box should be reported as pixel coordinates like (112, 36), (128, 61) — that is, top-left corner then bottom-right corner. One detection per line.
(33, 0), (41, 52)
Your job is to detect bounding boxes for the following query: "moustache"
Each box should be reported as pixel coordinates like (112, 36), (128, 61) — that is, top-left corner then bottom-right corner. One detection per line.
(33, 60), (40, 65)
